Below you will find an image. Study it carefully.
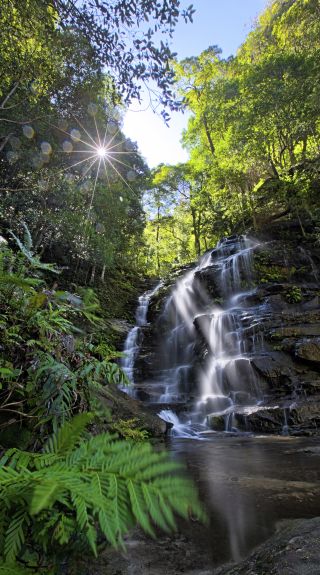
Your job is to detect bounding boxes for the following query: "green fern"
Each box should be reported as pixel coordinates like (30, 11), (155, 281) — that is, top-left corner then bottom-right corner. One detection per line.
(77, 287), (102, 324)
(0, 274), (41, 291)
(29, 354), (78, 429)
(111, 418), (149, 441)
(77, 358), (128, 388)
(9, 222), (60, 274)
(0, 414), (205, 566)
(4, 511), (30, 562)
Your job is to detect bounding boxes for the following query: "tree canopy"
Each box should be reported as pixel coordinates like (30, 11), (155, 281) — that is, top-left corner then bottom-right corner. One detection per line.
(144, 0), (320, 274)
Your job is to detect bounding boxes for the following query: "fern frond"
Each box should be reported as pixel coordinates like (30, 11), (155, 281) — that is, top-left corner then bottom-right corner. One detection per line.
(0, 273), (40, 291)
(4, 510), (30, 562)
(22, 222), (33, 252)
(53, 514), (75, 545)
(0, 449), (37, 470)
(127, 480), (155, 537)
(30, 480), (59, 515)
(71, 493), (89, 530)
(85, 523), (97, 557)
(44, 412), (93, 456)
(0, 417), (205, 565)
(107, 474), (133, 541)
(141, 484), (175, 533)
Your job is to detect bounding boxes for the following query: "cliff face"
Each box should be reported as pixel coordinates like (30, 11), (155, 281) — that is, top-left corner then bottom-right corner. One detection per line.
(133, 220), (320, 436)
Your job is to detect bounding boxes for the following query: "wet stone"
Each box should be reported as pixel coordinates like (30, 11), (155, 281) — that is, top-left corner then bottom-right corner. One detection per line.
(295, 338), (320, 365)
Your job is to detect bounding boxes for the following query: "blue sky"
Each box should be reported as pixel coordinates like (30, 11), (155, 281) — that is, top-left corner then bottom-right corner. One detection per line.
(123, 0), (268, 168)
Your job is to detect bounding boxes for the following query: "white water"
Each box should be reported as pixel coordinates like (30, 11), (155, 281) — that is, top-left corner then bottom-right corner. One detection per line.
(158, 409), (206, 438)
(156, 236), (262, 436)
(121, 283), (161, 386)
(157, 251), (213, 403)
(122, 236), (264, 437)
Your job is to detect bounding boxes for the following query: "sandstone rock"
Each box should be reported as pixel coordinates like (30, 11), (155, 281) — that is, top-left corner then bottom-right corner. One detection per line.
(251, 356), (293, 391)
(295, 338), (320, 365)
(96, 387), (169, 436)
(236, 401), (320, 435)
(206, 413), (226, 431)
(214, 517), (320, 575)
(194, 266), (221, 298)
(236, 406), (286, 433)
(270, 324), (320, 339)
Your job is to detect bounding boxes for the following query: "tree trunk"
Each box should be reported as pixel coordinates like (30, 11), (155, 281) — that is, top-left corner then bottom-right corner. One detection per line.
(203, 114), (215, 157)
(246, 189), (258, 231)
(156, 206), (161, 275)
(191, 207), (201, 257)
(90, 265), (96, 284)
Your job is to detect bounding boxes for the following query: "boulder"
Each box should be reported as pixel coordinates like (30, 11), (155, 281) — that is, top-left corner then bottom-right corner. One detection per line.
(214, 517), (320, 575)
(236, 406), (285, 434)
(295, 338), (320, 365)
(207, 413), (226, 431)
(96, 387), (169, 436)
(194, 265), (221, 298)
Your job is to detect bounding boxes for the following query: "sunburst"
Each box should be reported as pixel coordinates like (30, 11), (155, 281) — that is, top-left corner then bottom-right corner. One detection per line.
(46, 112), (140, 227)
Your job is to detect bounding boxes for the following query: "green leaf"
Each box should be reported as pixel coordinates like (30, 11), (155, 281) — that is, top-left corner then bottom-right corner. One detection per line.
(30, 480), (59, 515)
(44, 413), (93, 456)
(4, 510), (29, 562)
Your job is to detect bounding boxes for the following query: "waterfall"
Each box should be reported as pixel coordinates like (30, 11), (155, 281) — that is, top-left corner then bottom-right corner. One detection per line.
(121, 283), (161, 388)
(157, 251), (213, 404)
(122, 236), (263, 437)
(156, 236), (262, 436)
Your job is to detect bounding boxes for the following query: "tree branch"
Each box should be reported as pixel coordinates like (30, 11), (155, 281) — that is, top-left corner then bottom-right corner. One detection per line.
(0, 82), (20, 109)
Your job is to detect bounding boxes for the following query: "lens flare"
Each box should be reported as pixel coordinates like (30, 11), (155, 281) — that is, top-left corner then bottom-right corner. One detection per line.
(96, 146), (107, 158)
(50, 113), (139, 236)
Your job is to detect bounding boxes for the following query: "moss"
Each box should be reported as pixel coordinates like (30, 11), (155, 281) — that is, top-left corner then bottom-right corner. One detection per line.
(285, 286), (303, 303)
(254, 262), (288, 283)
(110, 418), (150, 441)
(271, 344), (285, 351)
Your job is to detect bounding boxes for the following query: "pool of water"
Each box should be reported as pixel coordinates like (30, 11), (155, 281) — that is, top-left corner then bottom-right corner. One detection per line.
(170, 434), (320, 567)
(83, 434), (320, 575)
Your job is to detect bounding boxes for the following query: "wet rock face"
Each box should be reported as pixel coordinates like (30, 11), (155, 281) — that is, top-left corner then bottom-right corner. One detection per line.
(215, 517), (320, 575)
(130, 227), (320, 436)
(295, 338), (320, 365)
(97, 387), (169, 436)
(231, 233), (320, 435)
(194, 266), (221, 299)
(234, 401), (320, 435)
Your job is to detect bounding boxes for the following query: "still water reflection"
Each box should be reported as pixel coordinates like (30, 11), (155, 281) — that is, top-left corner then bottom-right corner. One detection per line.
(170, 434), (320, 566)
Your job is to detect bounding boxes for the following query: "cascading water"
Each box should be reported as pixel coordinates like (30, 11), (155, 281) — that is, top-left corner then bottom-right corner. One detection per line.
(155, 236), (262, 436)
(121, 236), (263, 436)
(121, 283), (161, 389)
(157, 251), (213, 404)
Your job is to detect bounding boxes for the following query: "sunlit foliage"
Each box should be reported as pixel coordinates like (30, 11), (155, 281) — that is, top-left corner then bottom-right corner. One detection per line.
(144, 0), (320, 274)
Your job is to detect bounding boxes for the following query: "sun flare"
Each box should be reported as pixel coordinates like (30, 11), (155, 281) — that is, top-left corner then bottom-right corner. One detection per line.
(96, 146), (108, 158)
